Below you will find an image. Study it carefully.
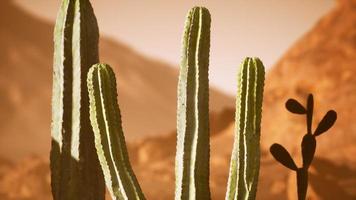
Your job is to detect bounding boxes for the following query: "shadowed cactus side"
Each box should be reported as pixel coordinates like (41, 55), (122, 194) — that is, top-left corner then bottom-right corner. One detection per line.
(175, 6), (211, 200)
(50, 0), (104, 199)
(226, 58), (265, 200)
(87, 64), (146, 200)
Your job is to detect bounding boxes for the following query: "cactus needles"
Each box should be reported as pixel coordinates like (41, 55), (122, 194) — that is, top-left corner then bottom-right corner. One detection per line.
(50, 0), (104, 199)
(87, 64), (145, 200)
(175, 7), (211, 200)
(226, 58), (265, 200)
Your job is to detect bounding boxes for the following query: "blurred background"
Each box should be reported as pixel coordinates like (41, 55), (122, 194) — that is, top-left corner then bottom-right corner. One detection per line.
(0, 0), (355, 199)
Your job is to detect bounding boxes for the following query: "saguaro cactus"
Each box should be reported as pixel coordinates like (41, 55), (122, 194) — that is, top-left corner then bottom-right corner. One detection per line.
(226, 58), (265, 200)
(87, 64), (145, 200)
(175, 6), (211, 200)
(50, 0), (104, 199)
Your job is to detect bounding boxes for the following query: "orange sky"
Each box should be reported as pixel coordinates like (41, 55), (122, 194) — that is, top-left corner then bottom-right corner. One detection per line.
(14, 0), (334, 94)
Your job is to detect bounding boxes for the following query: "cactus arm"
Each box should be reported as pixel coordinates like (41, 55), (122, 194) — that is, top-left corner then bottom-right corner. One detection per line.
(175, 7), (211, 200)
(50, 0), (104, 199)
(248, 58), (265, 197)
(306, 94), (314, 134)
(225, 59), (249, 200)
(226, 57), (265, 200)
(313, 110), (337, 136)
(88, 64), (146, 200)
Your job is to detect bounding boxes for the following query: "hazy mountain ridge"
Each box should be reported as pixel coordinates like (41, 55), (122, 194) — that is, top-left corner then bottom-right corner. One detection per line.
(0, 0), (234, 160)
(260, 0), (356, 198)
(261, 0), (356, 163)
(1, 0), (356, 199)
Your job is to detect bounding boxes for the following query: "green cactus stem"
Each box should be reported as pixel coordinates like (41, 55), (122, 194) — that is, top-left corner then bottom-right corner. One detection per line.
(175, 6), (211, 200)
(87, 63), (146, 200)
(226, 57), (265, 200)
(50, 0), (104, 199)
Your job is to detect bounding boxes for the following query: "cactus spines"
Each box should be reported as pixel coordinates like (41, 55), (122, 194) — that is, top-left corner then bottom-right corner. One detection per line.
(50, 0), (104, 199)
(175, 6), (211, 200)
(270, 94), (337, 200)
(87, 64), (145, 200)
(226, 57), (265, 200)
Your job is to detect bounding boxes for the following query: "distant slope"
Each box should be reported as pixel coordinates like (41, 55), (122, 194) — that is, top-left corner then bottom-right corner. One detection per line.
(260, 1), (356, 198)
(130, 1), (356, 198)
(204, 1), (356, 199)
(0, 0), (234, 160)
(261, 0), (356, 164)
(1, 1), (356, 200)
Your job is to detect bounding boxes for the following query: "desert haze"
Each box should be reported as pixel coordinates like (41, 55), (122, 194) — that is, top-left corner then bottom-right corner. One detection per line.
(1, 0), (356, 199)
(0, 0), (233, 161)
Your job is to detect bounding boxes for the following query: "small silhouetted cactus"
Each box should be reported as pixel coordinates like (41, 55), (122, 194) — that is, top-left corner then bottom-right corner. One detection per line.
(226, 58), (265, 200)
(270, 94), (337, 200)
(50, 0), (104, 199)
(87, 64), (145, 200)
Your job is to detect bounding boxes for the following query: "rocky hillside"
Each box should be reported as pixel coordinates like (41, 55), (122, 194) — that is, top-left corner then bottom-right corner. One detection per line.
(0, 0), (234, 161)
(1, 0), (355, 199)
(261, 0), (356, 164)
(261, 0), (356, 198)
(132, 0), (356, 198)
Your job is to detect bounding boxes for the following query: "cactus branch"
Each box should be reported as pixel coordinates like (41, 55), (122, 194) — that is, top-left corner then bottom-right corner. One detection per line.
(175, 6), (211, 200)
(301, 134), (316, 169)
(306, 94), (314, 134)
(314, 110), (337, 136)
(226, 57), (265, 200)
(87, 64), (146, 200)
(270, 144), (298, 171)
(286, 99), (306, 114)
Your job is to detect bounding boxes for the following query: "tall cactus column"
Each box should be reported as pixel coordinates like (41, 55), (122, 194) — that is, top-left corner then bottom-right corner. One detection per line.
(175, 7), (211, 200)
(50, 0), (104, 199)
(226, 58), (265, 200)
(87, 64), (146, 200)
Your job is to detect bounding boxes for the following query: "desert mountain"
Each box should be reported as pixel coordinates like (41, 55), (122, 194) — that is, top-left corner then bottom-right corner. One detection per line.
(0, 0), (234, 161)
(262, 0), (356, 198)
(261, 0), (356, 164)
(1, 0), (356, 200)
(133, 0), (356, 198)
(204, 0), (356, 198)
(129, 0), (356, 198)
